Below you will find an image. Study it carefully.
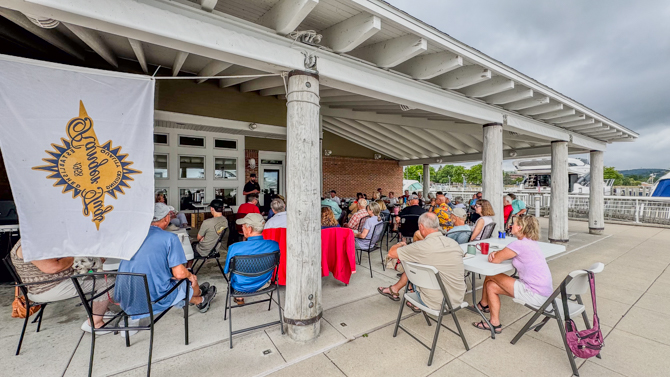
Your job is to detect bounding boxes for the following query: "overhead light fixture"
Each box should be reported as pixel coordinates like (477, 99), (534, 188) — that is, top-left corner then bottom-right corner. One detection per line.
(22, 13), (60, 28)
(436, 158), (443, 163)
(324, 149), (332, 156)
(374, 154), (382, 160)
(249, 123), (258, 130)
(509, 151), (518, 157)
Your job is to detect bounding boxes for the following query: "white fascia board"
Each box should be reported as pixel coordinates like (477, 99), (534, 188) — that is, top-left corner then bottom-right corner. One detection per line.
(346, 0), (637, 138)
(154, 110), (286, 136)
(16, 0), (604, 150)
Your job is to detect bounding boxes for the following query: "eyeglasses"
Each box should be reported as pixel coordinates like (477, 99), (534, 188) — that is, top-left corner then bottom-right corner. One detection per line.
(475, 204), (482, 208)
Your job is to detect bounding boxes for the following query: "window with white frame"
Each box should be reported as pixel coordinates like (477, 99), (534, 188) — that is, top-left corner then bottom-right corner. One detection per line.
(179, 135), (205, 148)
(214, 138), (237, 150)
(154, 133), (168, 145)
(154, 153), (169, 179)
(179, 155), (205, 179)
(214, 157), (237, 180)
(215, 188), (237, 207)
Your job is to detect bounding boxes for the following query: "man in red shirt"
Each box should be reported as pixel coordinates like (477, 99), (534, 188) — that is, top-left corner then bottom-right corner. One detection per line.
(238, 194), (261, 215)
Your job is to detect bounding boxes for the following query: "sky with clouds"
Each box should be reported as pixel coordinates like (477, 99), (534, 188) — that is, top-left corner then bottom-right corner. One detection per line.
(385, 0), (670, 171)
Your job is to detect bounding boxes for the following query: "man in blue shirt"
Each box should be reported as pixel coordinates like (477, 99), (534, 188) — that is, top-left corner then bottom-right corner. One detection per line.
(225, 213), (279, 305)
(118, 203), (217, 317)
(509, 193), (527, 215)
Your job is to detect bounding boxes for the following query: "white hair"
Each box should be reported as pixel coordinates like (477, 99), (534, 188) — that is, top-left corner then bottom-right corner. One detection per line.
(418, 212), (440, 230)
(504, 195), (512, 205)
(358, 198), (367, 208)
(250, 222), (265, 233)
(270, 198), (285, 213)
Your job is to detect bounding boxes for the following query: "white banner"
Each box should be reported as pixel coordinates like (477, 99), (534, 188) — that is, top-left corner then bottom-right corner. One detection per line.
(0, 56), (155, 261)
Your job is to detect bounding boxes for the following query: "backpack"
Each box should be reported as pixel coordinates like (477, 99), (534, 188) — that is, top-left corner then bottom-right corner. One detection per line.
(561, 271), (604, 359)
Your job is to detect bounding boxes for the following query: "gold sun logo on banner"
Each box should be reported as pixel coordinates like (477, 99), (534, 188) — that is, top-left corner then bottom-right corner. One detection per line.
(33, 101), (141, 230)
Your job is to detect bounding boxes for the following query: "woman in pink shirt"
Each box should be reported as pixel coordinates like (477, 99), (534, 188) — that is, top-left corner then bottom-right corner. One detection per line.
(472, 215), (553, 334)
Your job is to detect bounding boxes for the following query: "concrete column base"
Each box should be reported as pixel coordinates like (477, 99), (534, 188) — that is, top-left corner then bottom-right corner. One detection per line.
(548, 238), (569, 245)
(589, 227), (604, 235)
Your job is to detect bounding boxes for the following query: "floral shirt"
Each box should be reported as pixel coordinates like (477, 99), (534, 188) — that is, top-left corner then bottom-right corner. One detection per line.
(433, 203), (455, 231)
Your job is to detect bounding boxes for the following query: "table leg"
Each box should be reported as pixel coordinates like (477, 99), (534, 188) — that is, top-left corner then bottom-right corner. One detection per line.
(465, 271), (496, 339)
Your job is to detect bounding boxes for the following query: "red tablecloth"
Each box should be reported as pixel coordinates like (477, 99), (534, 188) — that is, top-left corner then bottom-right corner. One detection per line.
(262, 227), (357, 285)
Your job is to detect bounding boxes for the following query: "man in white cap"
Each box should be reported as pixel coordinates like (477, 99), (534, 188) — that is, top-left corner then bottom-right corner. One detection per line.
(119, 203), (217, 314)
(445, 208), (472, 244)
(224, 213), (279, 305)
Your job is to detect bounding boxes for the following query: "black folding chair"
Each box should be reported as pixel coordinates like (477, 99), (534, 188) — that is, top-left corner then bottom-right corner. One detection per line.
(445, 230), (473, 244)
(224, 251), (283, 348)
(399, 214), (421, 242)
(356, 215), (371, 233)
(71, 272), (190, 377)
(2, 254), (67, 355)
(480, 222), (497, 240)
(393, 261), (469, 366)
(191, 228), (229, 283)
(355, 222), (386, 278)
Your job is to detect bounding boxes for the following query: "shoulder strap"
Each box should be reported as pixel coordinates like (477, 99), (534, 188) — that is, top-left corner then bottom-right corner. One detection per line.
(588, 271), (598, 317)
(560, 280), (571, 322)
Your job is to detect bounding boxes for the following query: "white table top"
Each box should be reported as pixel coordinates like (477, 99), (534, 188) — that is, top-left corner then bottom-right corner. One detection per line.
(0, 224), (19, 232)
(192, 203), (209, 209)
(103, 228), (194, 271)
(460, 236), (566, 276)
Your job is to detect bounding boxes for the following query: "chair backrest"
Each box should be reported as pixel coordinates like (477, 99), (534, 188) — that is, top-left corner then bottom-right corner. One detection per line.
(403, 261), (441, 291)
(480, 222), (496, 239)
(72, 272), (152, 319)
(399, 214), (421, 237)
(2, 253), (22, 285)
(445, 230), (472, 244)
(565, 263), (605, 295)
(367, 221), (385, 247)
(210, 228), (229, 254)
(357, 215), (371, 232)
(0, 201), (18, 224)
(230, 251), (280, 277)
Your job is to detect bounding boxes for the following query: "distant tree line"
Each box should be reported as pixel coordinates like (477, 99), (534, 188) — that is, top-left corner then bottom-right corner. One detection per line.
(404, 164), (522, 185)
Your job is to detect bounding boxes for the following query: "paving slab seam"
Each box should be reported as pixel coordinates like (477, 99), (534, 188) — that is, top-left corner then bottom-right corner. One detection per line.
(578, 361), (631, 377)
(61, 332), (85, 377)
(252, 338), (351, 377)
(546, 234), (612, 262)
(264, 329), (287, 362)
(442, 357), (492, 377)
(323, 352), (349, 377)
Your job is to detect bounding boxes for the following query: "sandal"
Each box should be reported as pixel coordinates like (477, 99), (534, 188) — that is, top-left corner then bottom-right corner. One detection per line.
(377, 286), (400, 301)
(234, 298), (245, 306)
(472, 320), (502, 334)
(477, 301), (490, 314)
(406, 301), (422, 313)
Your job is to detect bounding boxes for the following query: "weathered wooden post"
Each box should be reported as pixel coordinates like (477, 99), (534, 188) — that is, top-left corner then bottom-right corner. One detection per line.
(285, 69), (322, 341)
(589, 150), (604, 235)
(423, 164), (430, 198)
(549, 140), (569, 243)
(482, 122), (503, 232)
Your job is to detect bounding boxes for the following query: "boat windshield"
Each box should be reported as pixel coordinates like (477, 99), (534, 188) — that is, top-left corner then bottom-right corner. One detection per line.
(576, 173), (591, 187)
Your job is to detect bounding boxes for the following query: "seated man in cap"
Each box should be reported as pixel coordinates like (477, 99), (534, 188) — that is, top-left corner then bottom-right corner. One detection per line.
(445, 208), (472, 244)
(193, 199), (229, 257)
(119, 203), (217, 314)
(224, 213), (280, 305)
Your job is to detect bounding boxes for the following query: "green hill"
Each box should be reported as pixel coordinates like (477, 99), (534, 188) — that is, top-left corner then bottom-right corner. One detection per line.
(619, 168), (668, 178)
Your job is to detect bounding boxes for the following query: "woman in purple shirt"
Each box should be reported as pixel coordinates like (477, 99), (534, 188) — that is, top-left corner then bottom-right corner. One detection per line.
(472, 215), (552, 334)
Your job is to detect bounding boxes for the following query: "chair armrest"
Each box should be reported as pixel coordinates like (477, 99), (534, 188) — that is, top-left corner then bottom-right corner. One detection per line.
(153, 278), (189, 304)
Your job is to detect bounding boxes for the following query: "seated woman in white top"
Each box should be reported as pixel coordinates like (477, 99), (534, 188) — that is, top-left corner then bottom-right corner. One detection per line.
(469, 199), (495, 241)
(355, 201), (383, 249)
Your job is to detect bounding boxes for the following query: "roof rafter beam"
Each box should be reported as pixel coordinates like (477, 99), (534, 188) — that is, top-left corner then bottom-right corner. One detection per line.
(199, 0), (218, 12)
(350, 34), (427, 68)
(550, 114), (585, 124)
(561, 118), (595, 128)
(321, 95), (383, 103)
(0, 8), (85, 60)
(399, 145), (556, 166)
(218, 66), (265, 87)
(323, 123), (405, 160)
(334, 118), (431, 158)
(394, 51), (463, 80)
(569, 122), (603, 131)
(128, 38), (148, 73)
(319, 12), (380, 53)
(535, 108), (575, 120)
(504, 95), (550, 111)
(321, 106), (481, 135)
(394, 124), (461, 155)
(482, 87), (533, 105)
(196, 60), (232, 83)
(172, 51), (189, 76)
(240, 76), (284, 92)
(458, 76), (514, 98)
(62, 23), (118, 67)
(257, 0), (319, 35)
(259, 86), (286, 96)
(431, 65), (491, 90)
(324, 118), (414, 159)
(358, 120), (449, 156)
(519, 102), (563, 116)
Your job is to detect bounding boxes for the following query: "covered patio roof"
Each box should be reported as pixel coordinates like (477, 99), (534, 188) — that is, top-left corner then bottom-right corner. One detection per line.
(0, 0), (637, 166)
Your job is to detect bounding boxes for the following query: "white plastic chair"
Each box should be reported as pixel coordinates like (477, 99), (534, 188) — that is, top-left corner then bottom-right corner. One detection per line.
(392, 261), (469, 366)
(510, 262), (605, 377)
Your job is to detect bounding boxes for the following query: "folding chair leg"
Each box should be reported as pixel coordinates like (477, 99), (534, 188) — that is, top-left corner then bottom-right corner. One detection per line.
(15, 309), (30, 355)
(268, 290), (274, 311)
(393, 297), (405, 337)
(379, 248), (386, 271)
(184, 282), (189, 346)
(576, 295), (591, 329)
(88, 332), (96, 377)
(449, 309), (469, 351)
(35, 304), (47, 332)
(224, 289), (230, 320)
(511, 308), (545, 345)
(124, 315), (131, 347)
(553, 301), (579, 377)
(228, 289), (234, 349)
(368, 253), (373, 278)
(534, 316), (551, 332)
(422, 312), (432, 326)
(427, 311), (444, 366)
(276, 289), (285, 335)
(147, 324), (155, 377)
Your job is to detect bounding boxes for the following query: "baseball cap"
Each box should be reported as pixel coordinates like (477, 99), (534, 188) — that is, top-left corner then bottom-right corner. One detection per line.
(236, 213), (265, 228)
(167, 205), (176, 213)
(209, 198), (224, 212)
(409, 194), (419, 200)
(250, 173), (257, 177)
(452, 208), (467, 219)
(153, 203), (170, 221)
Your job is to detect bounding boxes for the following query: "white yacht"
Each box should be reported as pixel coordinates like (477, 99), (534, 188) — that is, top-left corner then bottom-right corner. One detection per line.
(513, 158), (611, 194)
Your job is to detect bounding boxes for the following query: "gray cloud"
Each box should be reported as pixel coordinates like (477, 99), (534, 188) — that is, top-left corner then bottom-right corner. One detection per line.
(387, 0), (670, 169)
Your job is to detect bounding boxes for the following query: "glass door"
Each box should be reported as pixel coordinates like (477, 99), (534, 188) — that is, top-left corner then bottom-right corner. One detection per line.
(260, 167), (282, 206)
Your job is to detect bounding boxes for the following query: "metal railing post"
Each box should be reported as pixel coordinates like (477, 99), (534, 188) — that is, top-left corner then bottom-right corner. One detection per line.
(535, 196), (541, 218)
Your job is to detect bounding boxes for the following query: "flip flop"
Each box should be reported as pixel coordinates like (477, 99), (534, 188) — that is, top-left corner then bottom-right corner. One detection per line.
(377, 286), (400, 301)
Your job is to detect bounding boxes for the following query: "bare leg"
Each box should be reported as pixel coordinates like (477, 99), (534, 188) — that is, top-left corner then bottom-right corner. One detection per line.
(484, 274), (516, 326)
(480, 276), (490, 305)
(188, 276), (203, 305)
(91, 300), (110, 328)
(378, 272), (409, 296)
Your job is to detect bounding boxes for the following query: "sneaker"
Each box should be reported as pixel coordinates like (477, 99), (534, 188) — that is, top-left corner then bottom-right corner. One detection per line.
(196, 285), (217, 313)
(116, 317), (140, 338)
(81, 320), (112, 335)
(199, 282), (210, 295)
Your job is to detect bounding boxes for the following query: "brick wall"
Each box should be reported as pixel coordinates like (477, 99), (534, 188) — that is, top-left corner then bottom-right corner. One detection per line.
(0, 150), (13, 201)
(244, 149), (258, 183)
(322, 156), (403, 199)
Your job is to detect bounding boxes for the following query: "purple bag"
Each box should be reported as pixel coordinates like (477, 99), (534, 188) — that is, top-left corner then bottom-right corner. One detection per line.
(561, 271), (604, 359)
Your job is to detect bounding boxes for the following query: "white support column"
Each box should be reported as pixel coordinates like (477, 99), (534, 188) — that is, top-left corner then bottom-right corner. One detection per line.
(482, 122), (503, 233)
(549, 141), (569, 243)
(423, 164), (430, 199)
(589, 150), (605, 235)
(285, 70), (322, 342)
